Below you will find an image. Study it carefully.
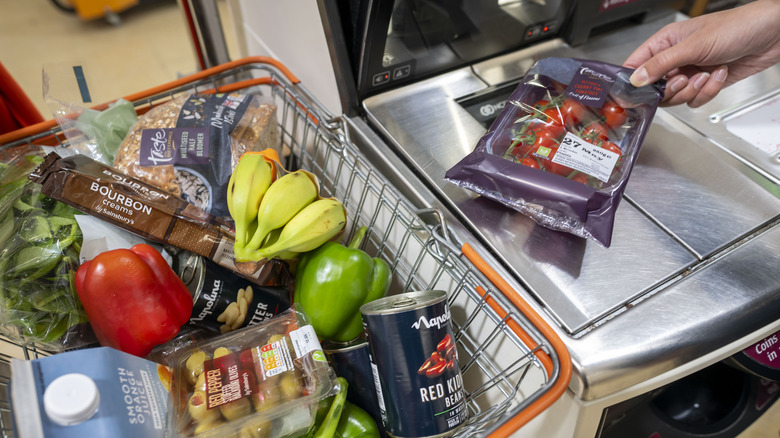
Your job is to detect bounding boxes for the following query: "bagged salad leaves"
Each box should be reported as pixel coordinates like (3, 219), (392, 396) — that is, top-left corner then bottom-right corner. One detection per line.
(0, 151), (94, 350)
(445, 57), (664, 247)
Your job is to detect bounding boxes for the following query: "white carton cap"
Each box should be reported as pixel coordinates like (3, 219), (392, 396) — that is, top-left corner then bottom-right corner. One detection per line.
(43, 373), (100, 426)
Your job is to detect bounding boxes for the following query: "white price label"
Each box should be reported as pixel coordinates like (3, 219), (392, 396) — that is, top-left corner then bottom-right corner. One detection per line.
(290, 324), (322, 358)
(553, 132), (621, 182)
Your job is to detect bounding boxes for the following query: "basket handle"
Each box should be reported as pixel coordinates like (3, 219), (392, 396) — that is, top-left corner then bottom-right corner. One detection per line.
(461, 243), (572, 437)
(0, 56), (301, 146)
(415, 208), (572, 436)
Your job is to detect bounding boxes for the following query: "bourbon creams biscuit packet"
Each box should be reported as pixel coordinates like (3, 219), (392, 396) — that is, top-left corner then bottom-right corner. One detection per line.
(29, 152), (281, 282)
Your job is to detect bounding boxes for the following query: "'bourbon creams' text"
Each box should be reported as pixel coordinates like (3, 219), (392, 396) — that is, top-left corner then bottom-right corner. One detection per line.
(90, 181), (153, 216)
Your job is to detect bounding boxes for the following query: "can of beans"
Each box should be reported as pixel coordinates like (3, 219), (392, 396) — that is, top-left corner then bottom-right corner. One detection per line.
(322, 338), (383, 430)
(361, 291), (467, 438)
(173, 251), (292, 332)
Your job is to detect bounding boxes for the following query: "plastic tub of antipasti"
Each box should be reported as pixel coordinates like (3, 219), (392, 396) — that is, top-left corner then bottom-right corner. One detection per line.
(165, 306), (339, 438)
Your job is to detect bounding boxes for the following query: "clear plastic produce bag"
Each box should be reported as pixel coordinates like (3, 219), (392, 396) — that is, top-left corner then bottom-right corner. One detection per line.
(0, 151), (94, 351)
(43, 63), (138, 166)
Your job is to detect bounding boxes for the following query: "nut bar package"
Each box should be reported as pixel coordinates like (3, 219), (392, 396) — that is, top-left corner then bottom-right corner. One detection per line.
(445, 57), (664, 247)
(29, 152), (286, 284)
(113, 93), (280, 220)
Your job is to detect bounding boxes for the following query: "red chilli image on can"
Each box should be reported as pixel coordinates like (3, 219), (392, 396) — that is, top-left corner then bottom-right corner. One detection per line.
(418, 334), (456, 378)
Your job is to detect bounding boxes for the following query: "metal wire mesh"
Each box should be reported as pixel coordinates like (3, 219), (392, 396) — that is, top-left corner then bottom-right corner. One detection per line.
(0, 62), (559, 437)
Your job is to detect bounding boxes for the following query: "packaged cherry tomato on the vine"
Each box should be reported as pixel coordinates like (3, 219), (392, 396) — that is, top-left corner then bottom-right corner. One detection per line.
(445, 57), (664, 247)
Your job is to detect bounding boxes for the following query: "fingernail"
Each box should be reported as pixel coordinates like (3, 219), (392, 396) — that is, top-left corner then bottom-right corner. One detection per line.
(669, 76), (687, 93)
(713, 66), (728, 82)
(693, 72), (710, 90)
(631, 68), (649, 87)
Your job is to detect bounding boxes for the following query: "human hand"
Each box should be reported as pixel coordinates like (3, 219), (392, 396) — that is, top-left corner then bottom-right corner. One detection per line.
(624, 0), (780, 107)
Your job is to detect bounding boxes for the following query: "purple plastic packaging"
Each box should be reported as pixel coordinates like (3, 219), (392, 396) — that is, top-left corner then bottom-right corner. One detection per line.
(445, 57), (664, 247)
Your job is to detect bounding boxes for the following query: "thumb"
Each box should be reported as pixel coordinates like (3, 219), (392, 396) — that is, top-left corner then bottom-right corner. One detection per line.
(629, 42), (698, 87)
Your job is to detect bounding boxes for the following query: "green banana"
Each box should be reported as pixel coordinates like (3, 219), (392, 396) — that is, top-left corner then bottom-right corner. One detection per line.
(235, 198), (346, 262)
(245, 170), (319, 251)
(227, 153), (274, 247)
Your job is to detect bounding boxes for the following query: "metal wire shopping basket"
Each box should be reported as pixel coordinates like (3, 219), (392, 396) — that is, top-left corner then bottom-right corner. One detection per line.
(0, 57), (571, 438)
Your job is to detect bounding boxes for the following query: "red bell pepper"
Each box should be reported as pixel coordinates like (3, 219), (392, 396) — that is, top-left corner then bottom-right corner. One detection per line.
(74, 243), (193, 357)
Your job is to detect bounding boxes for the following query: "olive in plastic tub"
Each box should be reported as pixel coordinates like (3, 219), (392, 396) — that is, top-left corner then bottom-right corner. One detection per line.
(165, 306), (339, 438)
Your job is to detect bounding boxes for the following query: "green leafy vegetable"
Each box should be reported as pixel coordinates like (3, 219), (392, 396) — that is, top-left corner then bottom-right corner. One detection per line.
(0, 153), (88, 347)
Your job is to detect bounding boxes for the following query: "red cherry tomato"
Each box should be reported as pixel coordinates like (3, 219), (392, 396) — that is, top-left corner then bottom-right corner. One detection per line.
(509, 136), (537, 158)
(602, 141), (624, 174)
(534, 146), (572, 176)
(601, 101), (627, 128)
(546, 161), (573, 177)
(510, 144), (527, 160)
(533, 133), (559, 150)
(571, 172), (590, 185)
(601, 141), (622, 157)
(542, 107), (564, 126)
(534, 123), (565, 140)
(520, 157), (540, 169)
(582, 122), (610, 141)
(561, 98), (586, 126)
(533, 99), (550, 109)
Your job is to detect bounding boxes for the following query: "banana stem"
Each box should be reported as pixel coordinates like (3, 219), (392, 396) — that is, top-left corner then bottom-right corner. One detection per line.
(235, 240), (284, 263)
(234, 222), (248, 248)
(245, 224), (272, 252)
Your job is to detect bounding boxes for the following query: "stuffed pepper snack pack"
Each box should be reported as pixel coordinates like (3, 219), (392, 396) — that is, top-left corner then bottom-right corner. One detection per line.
(445, 57), (664, 247)
(166, 306), (339, 438)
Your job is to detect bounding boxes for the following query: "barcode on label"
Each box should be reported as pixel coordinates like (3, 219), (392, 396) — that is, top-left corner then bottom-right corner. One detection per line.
(290, 325), (322, 358)
(371, 363), (386, 412)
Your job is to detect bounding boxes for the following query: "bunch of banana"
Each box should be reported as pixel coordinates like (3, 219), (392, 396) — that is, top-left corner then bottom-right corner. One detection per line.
(228, 151), (347, 264)
(227, 151), (276, 248)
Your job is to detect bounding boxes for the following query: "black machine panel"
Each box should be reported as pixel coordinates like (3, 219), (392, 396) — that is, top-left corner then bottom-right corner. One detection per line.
(335, 0), (572, 102)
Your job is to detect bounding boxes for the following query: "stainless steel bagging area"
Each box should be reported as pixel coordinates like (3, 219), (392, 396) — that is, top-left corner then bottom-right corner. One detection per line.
(295, 0), (780, 436)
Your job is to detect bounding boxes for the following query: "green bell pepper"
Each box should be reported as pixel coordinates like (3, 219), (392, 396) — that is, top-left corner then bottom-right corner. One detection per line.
(314, 378), (349, 438)
(294, 226), (391, 342)
(310, 377), (381, 438)
(336, 401), (381, 438)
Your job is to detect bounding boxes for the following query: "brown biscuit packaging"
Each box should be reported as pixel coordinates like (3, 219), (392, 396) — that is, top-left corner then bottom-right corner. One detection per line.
(29, 152), (278, 283)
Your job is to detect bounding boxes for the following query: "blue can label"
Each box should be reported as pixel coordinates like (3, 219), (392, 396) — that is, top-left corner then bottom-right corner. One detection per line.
(362, 291), (468, 437)
(323, 340), (383, 429)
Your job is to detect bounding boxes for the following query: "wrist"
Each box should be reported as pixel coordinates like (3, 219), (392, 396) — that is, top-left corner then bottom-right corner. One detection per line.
(756, 0), (780, 41)
(755, 0), (780, 15)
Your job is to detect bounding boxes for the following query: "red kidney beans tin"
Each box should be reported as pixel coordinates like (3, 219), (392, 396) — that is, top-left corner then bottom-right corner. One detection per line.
(361, 290), (468, 438)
